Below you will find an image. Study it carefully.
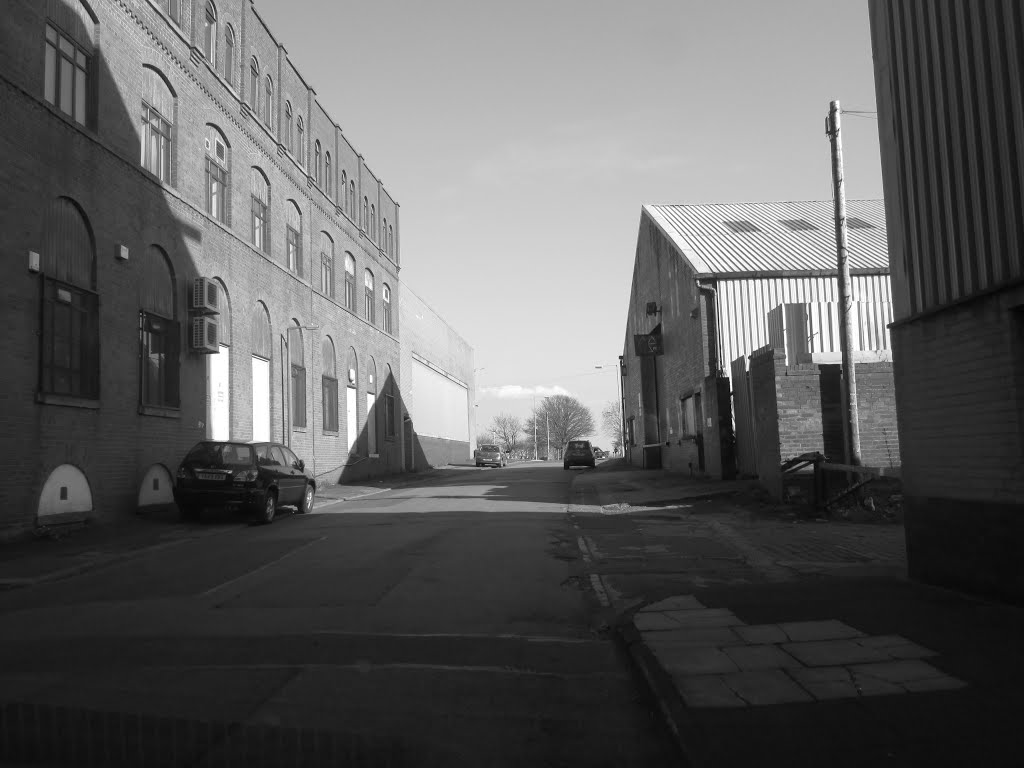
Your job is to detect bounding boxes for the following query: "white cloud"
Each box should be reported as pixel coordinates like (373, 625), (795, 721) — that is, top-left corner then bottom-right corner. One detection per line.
(479, 384), (572, 400)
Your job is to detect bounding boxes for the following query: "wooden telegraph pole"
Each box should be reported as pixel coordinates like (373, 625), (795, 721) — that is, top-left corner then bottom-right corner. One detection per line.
(826, 100), (862, 466)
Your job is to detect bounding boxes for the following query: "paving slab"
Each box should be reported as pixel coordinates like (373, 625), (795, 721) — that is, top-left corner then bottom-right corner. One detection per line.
(644, 627), (744, 648)
(639, 595), (706, 613)
(782, 638), (893, 667)
(721, 644), (803, 671)
(673, 675), (746, 708)
(788, 666), (863, 701)
(732, 624), (789, 645)
(721, 669), (814, 706)
(656, 646), (740, 676)
(778, 620), (864, 642)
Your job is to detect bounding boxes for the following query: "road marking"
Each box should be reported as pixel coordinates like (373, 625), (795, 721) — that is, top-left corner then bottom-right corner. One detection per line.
(201, 536), (327, 597)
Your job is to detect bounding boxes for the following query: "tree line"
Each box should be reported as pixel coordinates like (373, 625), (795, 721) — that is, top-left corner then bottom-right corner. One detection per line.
(476, 395), (623, 460)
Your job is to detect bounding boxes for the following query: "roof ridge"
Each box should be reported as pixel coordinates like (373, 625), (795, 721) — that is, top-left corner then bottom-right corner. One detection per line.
(645, 199), (882, 208)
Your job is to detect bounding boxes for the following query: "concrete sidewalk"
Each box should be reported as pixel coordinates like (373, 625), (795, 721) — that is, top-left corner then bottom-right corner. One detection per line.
(574, 463), (1024, 767)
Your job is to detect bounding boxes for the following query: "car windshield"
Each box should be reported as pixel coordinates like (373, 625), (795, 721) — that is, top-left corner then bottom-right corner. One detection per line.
(480, 445), (500, 452)
(568, 441), (589, 450)
(184, 442), (254, 467)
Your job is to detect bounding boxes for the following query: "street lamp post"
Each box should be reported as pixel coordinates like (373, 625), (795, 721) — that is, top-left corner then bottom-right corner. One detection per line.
(544, 396), (550, 462)
(596, 364), (624, 455)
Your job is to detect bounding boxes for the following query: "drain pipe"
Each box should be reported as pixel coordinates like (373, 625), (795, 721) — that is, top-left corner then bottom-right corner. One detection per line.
(697, 281), (719, 376)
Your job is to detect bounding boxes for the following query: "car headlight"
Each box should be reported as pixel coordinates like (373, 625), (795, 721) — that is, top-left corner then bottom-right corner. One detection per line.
(176, 465), (191, 480)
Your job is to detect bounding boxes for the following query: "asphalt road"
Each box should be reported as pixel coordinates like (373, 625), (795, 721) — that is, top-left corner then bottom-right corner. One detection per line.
(0, 463), (679, 767)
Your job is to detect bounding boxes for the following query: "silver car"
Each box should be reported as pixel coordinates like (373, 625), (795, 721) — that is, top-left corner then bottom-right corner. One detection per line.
(475, 444), (506, 468)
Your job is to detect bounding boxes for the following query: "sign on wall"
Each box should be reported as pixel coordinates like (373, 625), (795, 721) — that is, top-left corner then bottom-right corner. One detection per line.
(633, 333), (664, 356)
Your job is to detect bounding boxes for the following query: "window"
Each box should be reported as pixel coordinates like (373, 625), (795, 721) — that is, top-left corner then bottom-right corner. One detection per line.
(364, 269), (375, 324)
(325, 152), (332, 197)
(341, 171), (348, 213)
(847, 217), (876, 229)
(322, 337), (338, 432)
(223, 25), (234, 85)
(779, 219), (817, 231)
(384, 368), (395, 440)
(389, 225), (394, 257)
(320, 232), (334, 298)
(249, 58), (259, 114)
(264, 75), (273, 127)
(344, 253), (355, 311)
(296, 117), (304, 166)
(680, 395), (696, 436)
(290, 325), (306, 428)
(251, 168), (270, 254)
(722, 220), (761, 234)
(627, 416), (635, 447)
(141, 104), (171, 182)
(205, 125), (229, 224)
(366, 357), (378, 455)
(286, 201), (302, 275)
(202, 2), (217, 65)
(40, 199), (99, 401)
(137, 245), (178, 409)
(44, 23), (91, 126)
(382, 283), (392, 334)
(314, 140), (322, 184)
(168, 0), (180, 25)
(362, 196), (368, 229)
(382, 217), (387, 248)
(284, 101), (293, 154)
(370, 204), (376, 240)
(350, 180), (356, 218)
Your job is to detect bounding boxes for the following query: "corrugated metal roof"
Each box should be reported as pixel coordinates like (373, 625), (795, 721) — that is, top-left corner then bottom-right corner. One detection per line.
(644, 199), (889, 276)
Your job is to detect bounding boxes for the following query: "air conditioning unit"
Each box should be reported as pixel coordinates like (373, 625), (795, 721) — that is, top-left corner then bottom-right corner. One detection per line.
(191, 316), (219, 353)
(191, 277), (219, 314)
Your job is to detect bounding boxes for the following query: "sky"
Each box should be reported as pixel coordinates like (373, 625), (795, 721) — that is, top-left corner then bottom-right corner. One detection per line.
(256, 0), (885, 447)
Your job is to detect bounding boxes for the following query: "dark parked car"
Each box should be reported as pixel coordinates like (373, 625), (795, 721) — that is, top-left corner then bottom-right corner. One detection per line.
(563, 440), (596, 469)
(173, 440), (316, 524)
(475, 444), (506, 468)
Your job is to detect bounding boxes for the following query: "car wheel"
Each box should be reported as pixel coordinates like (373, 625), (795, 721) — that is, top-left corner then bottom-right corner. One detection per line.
(476, 463), (482, 467)
(298, 483), (315, 514)
(258, 491), (277, 525)
(563, 463), (569, 470)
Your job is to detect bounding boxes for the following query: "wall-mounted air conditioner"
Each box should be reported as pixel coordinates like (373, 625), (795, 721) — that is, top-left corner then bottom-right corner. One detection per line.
(191, 316), (219, 353)
(192, 277), (219, 314)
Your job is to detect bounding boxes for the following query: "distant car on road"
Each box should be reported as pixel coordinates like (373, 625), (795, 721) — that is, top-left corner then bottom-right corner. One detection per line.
(475, 444), (506, 468)
(173, 440), (316, 525)
(593, 447), (606, 459)
(563, 440), (596, 469)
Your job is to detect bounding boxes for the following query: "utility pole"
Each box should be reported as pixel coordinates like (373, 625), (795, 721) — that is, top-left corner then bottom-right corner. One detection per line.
(533, 395), (538, 461)
(826, 100), (861, 466)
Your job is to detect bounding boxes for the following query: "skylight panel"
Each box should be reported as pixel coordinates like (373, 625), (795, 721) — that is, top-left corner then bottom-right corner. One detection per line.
(779, 219), (818, 231)
(847, 217), (875, 229)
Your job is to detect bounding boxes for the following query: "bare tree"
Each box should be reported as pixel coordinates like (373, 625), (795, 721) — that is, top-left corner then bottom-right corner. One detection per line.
(601, 399), (623, 453)
(490, 413), (524, 453)
(526, 394), (595, 459)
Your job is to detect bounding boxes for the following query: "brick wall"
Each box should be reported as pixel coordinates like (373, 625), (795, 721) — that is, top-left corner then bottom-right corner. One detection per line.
(0, 0), (411, 537)
(749, 348), (784, 497)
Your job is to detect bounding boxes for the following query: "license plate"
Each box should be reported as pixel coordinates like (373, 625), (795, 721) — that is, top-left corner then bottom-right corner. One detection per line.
(197, 472), (223, 481)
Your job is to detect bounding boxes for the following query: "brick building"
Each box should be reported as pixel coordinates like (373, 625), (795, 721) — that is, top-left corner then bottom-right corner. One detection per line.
(621, 200), (894, 484)
(0, 0), (469, 538)
(869, 1), (1024, 601)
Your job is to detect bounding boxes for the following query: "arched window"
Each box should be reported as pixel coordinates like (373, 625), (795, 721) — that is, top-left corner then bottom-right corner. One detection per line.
(382, 283), (392, 334)
(341, 170), (348, 213)
(167, 0), (181, 25)
(314, 140), (321, 184)
(296, 116), (304, 166)
(209, 277), (232, 440)
(139, 246), (179, 409)
(141, 67), (175, 184)
(43, 2), (96, 127)
(264, 75), (273, 127)
(344, 253), (355, 311)
(364, 269), (375, 324)
(389, 224), (394, 257)
(345, 347), (358, 452)
(384, 364), (396, 441)
(382, 217), (387, 248)
(319, 231), (334, 298)
(202, 2), (217, 65)
(250, 167), (270, 254)
(349, 180), (356, 218)
(223, 24), (234, 86)
(370, 204), (376, 241)
(325, 152), (332, 197)
(362, 196), (368, 230)
(366, 356), (378, 454)
(205, 125), (230, 224)
(321, 336), (338, 432)
(284, 101), (293, 154)
(250, 302), (272, 441)
(289, 321), (306, 429)
(286, 200), (302, 275)
(249, 57), (259, 113)
(39, 197), (98, 400)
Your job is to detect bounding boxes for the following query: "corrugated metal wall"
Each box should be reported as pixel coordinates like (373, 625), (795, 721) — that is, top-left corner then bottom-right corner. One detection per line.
(870, 0), (1024, 319)
(715, 274), (892, 374)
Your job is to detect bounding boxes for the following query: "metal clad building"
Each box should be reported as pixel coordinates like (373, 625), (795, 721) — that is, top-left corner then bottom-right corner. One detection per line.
(622, 200), (892, 479)
(870, 0), (1024, 601)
